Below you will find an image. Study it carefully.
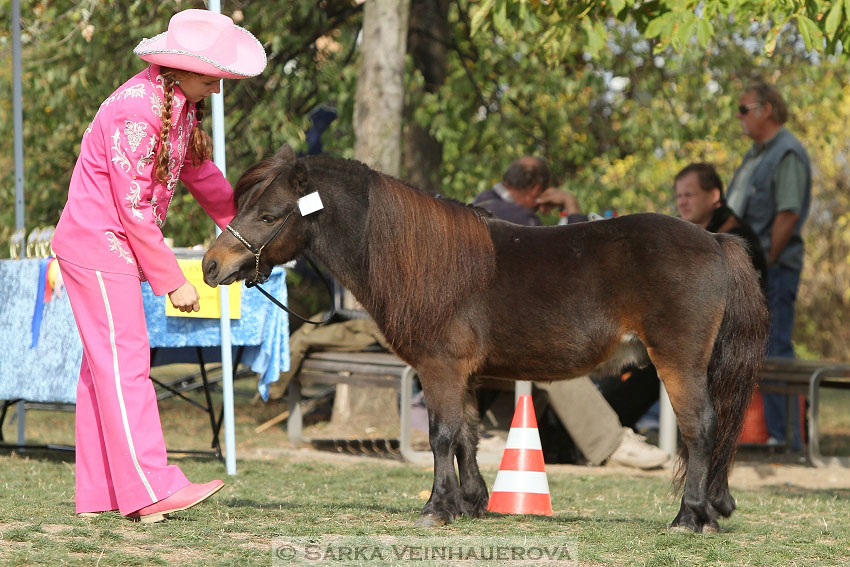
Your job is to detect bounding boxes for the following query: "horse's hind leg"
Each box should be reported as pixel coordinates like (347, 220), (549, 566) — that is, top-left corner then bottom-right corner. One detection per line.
(456, 386), (488, 518)
(658, 364), (718, 533)
(709, 469), (736, 519)
(414, 362), (467, 527)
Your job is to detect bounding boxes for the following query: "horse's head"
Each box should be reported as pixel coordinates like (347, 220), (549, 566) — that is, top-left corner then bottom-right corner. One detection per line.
(203, 144), (315, 287)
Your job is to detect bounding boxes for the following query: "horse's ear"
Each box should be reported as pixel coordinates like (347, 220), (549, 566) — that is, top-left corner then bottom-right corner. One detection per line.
(288, 162), (310, 197)
(274, 144), (296, 163)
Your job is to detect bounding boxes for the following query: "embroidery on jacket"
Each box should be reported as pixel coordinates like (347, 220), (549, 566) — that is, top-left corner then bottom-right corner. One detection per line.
(105, 232), (136, 264)
(151, 72), (166, 115)
(157, 117), (190, 228)
(111, 128), (143, 220)
(150, 70), (185, 125)
(137, 136), (156, 175)
(149, 69), (193, 228)
(84, 83), (147, 137)
(151, 194), (162, 227)
(125, 181), (143, 221)
(124, 120), (148, 153)
(150, 92), (163, 117)
(110, 128), (131, 173)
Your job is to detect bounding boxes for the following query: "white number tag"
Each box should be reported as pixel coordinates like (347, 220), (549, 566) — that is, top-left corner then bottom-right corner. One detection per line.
(297, 192), (323, 216)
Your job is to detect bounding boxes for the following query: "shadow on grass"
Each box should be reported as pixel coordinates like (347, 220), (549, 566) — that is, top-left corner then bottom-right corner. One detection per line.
(222, 497), (412, 516)
(0, 447), (225, 465)
(0, 446), (75, 463)
(761, 485), (850, 499)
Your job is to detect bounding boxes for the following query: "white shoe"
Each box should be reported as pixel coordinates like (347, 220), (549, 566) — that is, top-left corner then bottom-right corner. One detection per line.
(607, 428), (670, 470)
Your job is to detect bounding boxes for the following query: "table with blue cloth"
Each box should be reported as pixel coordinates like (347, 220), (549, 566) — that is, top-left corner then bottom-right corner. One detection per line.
(0, 258), (290, 453)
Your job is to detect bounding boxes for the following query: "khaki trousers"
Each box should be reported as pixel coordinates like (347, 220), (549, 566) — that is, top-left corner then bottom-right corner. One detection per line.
(535, 377), (624, 465)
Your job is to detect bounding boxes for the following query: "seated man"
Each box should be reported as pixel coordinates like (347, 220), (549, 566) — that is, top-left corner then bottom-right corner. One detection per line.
(675, 162), (767, 286)
(599, 162), (768, 430)
(472, 156), (670, 470)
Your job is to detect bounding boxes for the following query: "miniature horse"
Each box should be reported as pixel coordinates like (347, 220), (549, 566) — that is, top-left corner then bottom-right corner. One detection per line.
(202, 145), (769, 533)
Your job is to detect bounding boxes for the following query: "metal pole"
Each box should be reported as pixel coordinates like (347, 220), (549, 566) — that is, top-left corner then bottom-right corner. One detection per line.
(12, 0), (27, 446)
(658, 382), (677, 456)
(13, 0), (25, 232)
(515, 381), (532, 407)
(208, 0), (236, 476)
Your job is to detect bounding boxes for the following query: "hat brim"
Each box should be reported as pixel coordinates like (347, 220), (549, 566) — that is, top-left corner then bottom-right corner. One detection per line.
(134, 28), (266, 79)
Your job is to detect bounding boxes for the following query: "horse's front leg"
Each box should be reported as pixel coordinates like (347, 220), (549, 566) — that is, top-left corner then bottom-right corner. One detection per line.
(414, 364), (467, 527)
(456, 386), (488, 518)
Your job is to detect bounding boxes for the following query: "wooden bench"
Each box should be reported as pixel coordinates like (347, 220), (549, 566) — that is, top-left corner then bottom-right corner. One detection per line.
(285, 351), (430, 464)
(758, 357), (850, 466)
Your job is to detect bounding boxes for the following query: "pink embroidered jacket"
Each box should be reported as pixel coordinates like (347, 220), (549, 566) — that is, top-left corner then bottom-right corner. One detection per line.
(53, 64), (236, 296)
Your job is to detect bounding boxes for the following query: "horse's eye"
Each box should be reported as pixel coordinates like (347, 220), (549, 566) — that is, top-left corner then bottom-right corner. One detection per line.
(262, 215), (275, 224)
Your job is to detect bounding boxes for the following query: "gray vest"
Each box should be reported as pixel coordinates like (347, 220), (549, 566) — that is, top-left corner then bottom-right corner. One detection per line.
(727, 128), (811, 272)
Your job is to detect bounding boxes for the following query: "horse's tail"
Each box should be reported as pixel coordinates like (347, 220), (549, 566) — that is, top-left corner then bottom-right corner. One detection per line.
(700, 234), (769, 514)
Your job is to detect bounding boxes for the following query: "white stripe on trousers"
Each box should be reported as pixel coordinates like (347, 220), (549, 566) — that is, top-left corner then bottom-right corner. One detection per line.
(96, 271), (156, 501)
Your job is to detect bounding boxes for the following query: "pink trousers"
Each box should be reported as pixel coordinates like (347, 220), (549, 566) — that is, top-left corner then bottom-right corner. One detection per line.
(58, 258), (189, 515)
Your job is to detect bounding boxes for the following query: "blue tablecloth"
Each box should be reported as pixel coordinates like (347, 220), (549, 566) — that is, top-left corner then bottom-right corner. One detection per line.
(0, 258), (290, 404)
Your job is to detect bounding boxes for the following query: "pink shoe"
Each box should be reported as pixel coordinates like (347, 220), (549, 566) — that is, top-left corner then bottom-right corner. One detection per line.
(128, 480), (224, 523)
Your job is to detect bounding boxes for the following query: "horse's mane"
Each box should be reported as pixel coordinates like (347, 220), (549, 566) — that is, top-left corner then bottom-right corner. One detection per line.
(362, 173), (496, 351)
(233, 154), (289, 205)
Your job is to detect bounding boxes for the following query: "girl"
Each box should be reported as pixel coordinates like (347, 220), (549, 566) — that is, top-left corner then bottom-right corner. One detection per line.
(52, 9), (265, 522)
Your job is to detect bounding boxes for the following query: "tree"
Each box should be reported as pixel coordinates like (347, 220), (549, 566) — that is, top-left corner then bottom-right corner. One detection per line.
(0, 0), (364, 249)
(3, 1), (850, 361)
(353, 0), (410, 175)
(403, 0), (450, 193)
(469, 0), (850, 61)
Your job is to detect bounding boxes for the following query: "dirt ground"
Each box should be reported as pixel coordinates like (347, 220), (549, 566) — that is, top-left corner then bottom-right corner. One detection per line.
(244, 438), (850, 493)
(252, 384), (850, 493)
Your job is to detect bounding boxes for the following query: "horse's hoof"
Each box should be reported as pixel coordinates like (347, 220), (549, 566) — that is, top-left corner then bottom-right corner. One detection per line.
(461, 498), (488, 518)
(668, 525), (698, 534)
(701, 520), (720, 534)
(414, 514), (447, 528)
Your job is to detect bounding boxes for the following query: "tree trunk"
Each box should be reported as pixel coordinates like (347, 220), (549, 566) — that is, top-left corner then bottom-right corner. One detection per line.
(333, 0), (411, 433)
(353, 0), (411, 176)
(403, 0), (450, 193)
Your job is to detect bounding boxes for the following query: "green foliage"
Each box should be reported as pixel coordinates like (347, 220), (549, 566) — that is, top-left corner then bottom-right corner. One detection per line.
(2, 1), (850, 359)
(470, 1), (850, 59)
(409, 4), (850, 358)
(0, 0), (362, 249)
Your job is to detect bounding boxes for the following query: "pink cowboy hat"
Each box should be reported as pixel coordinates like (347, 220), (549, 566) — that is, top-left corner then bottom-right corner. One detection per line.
(134, 9), (266, 79)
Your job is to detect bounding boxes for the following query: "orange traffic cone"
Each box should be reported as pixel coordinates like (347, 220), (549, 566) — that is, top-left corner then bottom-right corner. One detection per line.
(487, 394), (553, 516)
(739, 387), (769, 444)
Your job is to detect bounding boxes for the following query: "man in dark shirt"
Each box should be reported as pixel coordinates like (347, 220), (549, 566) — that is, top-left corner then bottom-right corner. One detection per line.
(599, 162), (770, 431)
(675, 162), (767, 287)
(472, 156), (585, 225)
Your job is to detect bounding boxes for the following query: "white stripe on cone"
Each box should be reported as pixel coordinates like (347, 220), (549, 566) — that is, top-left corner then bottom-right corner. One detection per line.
(504, 427), (543, 450)
(491, 470), (550, 494)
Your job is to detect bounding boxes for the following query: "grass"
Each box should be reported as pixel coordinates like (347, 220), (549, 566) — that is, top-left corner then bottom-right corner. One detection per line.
(2, 364), (850, 566)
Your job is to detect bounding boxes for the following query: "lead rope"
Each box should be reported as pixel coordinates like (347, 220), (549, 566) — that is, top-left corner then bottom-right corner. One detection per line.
(247, 254), (336, 326)
(226, 213), (335, 325)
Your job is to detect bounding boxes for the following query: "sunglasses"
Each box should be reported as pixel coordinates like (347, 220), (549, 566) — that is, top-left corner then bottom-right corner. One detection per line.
(738, 102), (761, 115)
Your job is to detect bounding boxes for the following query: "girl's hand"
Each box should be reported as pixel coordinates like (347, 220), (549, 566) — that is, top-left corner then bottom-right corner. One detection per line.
(168, 281), (201, 312)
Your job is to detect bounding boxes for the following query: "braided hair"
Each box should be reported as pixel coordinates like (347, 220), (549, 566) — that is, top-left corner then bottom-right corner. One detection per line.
(154, 68), (214, 184)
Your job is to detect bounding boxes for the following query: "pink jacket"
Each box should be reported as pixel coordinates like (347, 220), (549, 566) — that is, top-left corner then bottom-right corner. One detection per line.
(53, 64), (236, 296)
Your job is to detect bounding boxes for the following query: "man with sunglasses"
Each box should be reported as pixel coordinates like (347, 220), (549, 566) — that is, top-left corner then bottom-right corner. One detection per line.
(726, 81), (811, 451)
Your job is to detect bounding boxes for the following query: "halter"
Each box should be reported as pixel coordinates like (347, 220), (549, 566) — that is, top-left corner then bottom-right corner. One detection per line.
(227, 209), (294, 286)
(225, 209), (335, 325)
